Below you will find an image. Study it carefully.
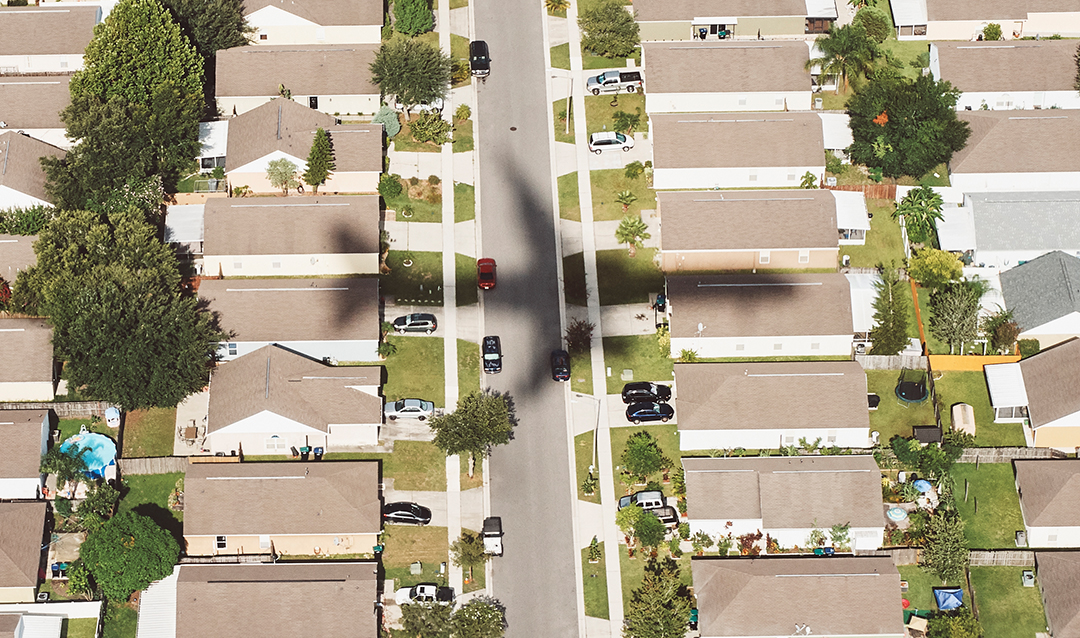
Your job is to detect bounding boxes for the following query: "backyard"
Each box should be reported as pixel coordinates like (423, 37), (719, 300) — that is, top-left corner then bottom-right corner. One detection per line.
(603, 335), (674, 395)
(950, 463), (1025, 549)
(866, 370), (936, 442)
(118, 472), (185, 548)
(589, 168), (656, 222)
(121, 408), (176, 458)
(102, 601), (137, 638)
(382, 336), (446, 408)
(595, 248), (664, 306)
(382, 251), (443, 305)
(61, 619), (98, 638)
(934, 371), (1024, 447)
(581, 543), (609, 619)
(838, 199), (907, 270)
(897, 564), (969, 610)
(968, 567), (1048, 638)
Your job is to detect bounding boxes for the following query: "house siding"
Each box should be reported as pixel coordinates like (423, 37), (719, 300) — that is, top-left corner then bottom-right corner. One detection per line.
(217, 339), (380, 363)
(0, 381), (54, 402)
(203, 253), (379, 277)
(645, 91), (812, 114)
(926, 20), (1026, 40)
(680, 427), (870, 451)
(1033, 425), (1080, 450)
(670, 334), (852, 359)
(954, 91), (1080, 111)
(660, 248), (837, 273)
(0, 54), (82, 74)
(0, 477), (42, 500)
(1024, 525), (1080, 548)
(0, 587), (36, 604)
(218, 94), (379, 117)
(949, 171), (1080, 193)
(653, 165), (824, 190)
(226, 169), (379, 195)
(249, 25), (381, 46)
(186, 532), (379, 557)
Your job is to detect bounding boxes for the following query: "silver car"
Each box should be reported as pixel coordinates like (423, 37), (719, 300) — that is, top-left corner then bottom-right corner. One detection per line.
(384, 398), (435, 421)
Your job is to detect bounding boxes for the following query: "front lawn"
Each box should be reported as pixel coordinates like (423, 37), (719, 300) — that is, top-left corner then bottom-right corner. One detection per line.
(454, 183), (475, 222)
(582, 542), (609, 619)
(839, 199), (906, 269)
(385, 184), (442, 223)
(584, 93), (644, 138)
(456, 253), (478, 306)
(969, 567), (1048, 638)
(563, 252), (588, 306)
(382, 525), (450, 589)
(617, 544), (691, 615)
(551, 43), (571, 70)
(866, 370), (937, 443)
(121, 408), (176, 458)
(452, 119), (473, 153)
(553, 100), (575, 144)
(951, 464), (1024, 549)
(596, 248), (664, 306)
(589, 168), (656, 222)
(558, 172), (580, 221)
(603, 335), (674, 395)
(609, 423), (680, 498)
(383, 336), (445, 407)
(458, 339), (480, 398)
(323, 440), (447, 491)
(575, 431), (601, 504)
(582, 46), (639, 70)
(934, 371), (1024, 447)
(392, 116), (442, 153)
(571, 349), (593, 395)
(382, 251), (443, 305)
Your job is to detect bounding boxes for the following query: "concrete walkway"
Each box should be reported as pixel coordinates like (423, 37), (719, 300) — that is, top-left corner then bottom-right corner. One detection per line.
(388, 147), (442, 180)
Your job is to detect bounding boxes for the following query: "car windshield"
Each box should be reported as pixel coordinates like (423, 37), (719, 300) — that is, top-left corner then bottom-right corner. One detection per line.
(615, 133), (626, 143)
(484, 353), (500, 360)
(596, 72), (609, 82)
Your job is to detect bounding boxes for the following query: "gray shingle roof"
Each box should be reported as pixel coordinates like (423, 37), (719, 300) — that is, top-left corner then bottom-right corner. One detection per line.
(215, 44), (379, 98)
(642, 41), (811, 94)
(202, 196), (381, 256)
(0, 234), (37, 284)
(1001, 251), (1080, 332)
(926, 0), (1080, 21)
(952, 110), (1080, 175)
(0, 6), (97, 56)
(652, 112), (824, 170)
(0, 410), (47, 480)
(0, 132), (65, 203)
(1035, 552), (1080, 638)
(1015, 460), (1080, 527)
(1019, 339), (1080, 428)
(969, 192), (1080, 253)
(0, 502), (46, 589)
(933, 41), (1078, 93)
(0, 76), (70, 129)
(0, 318), (53, 385)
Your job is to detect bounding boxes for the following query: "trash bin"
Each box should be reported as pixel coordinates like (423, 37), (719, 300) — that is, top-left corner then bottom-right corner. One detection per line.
(300, 446), (310, 461)
(313, 447), (324, 461)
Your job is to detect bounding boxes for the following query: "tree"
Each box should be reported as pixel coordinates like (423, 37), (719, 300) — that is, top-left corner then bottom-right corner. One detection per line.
(157, 0), (250, 59)
(804, 23), (878, 94)
(370, 38), (452, 115)
(40, 447), (89, 486)
(871, 265), (912, 356)
(77, 482), (121, 532)
(579, 0), (640, 59)
(894, 186), (944, 245)
(981, 308), (1019, 354)
(65, 561), (95, 601)
(402, 602), (453, 638)
(928, 606), (983, 638)
(613, 108), (642, 134)
(635, 510), (666, 549)
(79, 511), (180, 601)
(545, 0), (570, 13)
(451, 596), (506, 638)
(624, 557), (692, 638)
(853, 6), (891, 42)
(616, 504), (645, 543)
(615, 214), (651, 257)
(302, 128), (335, 194)
(929, 283), (982, 354)
(429, 390), (515, 472)
(565, 318), (595, 352)
(450, 531), (489, 578)
(921, 509), (968, 584)
(621, 430), (668, 481)
(266, 159), (300, 195)
(615, 190), (638, 213)
(982, 23), (1002, 41)
(394, 0), (434, 36)
(908, 249), (963, 290)
(624, 161), (645, 180)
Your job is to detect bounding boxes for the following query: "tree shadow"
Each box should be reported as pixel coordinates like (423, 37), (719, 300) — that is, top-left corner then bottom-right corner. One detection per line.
(131, 503), (184, 549)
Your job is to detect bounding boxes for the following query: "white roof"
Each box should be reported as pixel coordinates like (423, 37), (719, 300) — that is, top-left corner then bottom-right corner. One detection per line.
(198, 120), (228, 159)
(804, 0), (838, 19)
(985, 361), (1028, 408)
(135, 567), (179, 638)
(833, 190), (870, 231)
(16, 614), (63, 638)
(890, 0), (927, 25)
(846, 272), (880, 333)
(819, 113), (852, 151)
(963, 267), (1005, 314)
(936, 205), (977, 253)
(164, 204), (204, 244)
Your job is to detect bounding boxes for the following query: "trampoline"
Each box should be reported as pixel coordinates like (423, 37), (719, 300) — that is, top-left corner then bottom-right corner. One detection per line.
(59, 430), (117, 480)
(895, 368), (928, 404)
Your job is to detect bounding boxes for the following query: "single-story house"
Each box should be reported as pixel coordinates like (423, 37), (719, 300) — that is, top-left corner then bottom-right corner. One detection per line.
(204, 344), (382, 455)
(684, 456), (885, 550)
(0, 6), (98, 74)
(245, 0), (381, 45)
(0, 132), (65, 209)
(200, 277), (379, 362)
(635, 0), (838, 42)
(202, 196), (381, 277)
(1034, 552), (1080, 638)
(0, 410), (49, 500)
(642, 41), (812, 114)
(986, 338), (1080, 448)
(930, 40), (1080, 111)
(224, 98), (382, 194)
(216, 45), (380, 117)
(650, 112), (825, 190)
(0, 318), (54, 402)
(1000, 251), (1080, 349)
(136, 562), (378, 638)
(184, 461), (380, 557)
(889, 0), (1080, 40)
(0, 501), (46, 603)
(0, 75), (72, 149)
(197, 120), (228, 171)
(949, 110), (1080, 192)
(0, 233), (37, 286)
(1015, 460), (1080, 547)
(692, 556), (904, 638)
(666, 273), (855, 358)
(675, 360), (871, 450)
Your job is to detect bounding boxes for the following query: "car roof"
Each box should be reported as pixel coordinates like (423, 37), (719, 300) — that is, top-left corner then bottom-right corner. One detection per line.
(634, 490), (664, 499)
(591, 131), (618, 141)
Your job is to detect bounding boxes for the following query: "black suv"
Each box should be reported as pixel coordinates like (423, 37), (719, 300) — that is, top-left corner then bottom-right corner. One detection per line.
(621, 382), (672, 404)
(483, 335), (502, 374)
(550, 350), (570, 382)
(393, 313), (437, 334)
(469, 40), (490, 77)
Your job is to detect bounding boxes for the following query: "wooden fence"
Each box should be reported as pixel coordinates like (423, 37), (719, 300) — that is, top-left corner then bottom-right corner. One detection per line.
(825, 183), (897, 200)
(928, 354), (1022, 371)
(855, 355), (927, 371)
(117, 457), (189, 475)
(968, 550), (1035, 567)
(957, 447), (1066, 463)
(0, 401), (114, 417)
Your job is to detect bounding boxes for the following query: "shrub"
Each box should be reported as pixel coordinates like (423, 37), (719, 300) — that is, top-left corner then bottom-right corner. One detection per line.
(409, 176), (420, 186)
(455, 104), (471, 121)
(378, 173), (404, 198)
(428, 174), (441, 185)
(581, 472), (598, 495)
(825, 150), (844, 174)
(656, 325), (671, 356)
(372, 106), (402, 138)
(738, 530), (763, 556)
(624, 161), (645, 180)
(853, 6), (890, 42)
(54, 497), (74, 518)
(451, 59), (471, 85)
(410, 111), (452, 145)
(677, 349), (698, 363)
(0, 205), (55, 235)
(394, 0), (434, 36)
(7, 0), (29, 5)
(1019, 338), (1040, 358)
(588, 536), (602, 561)
(565, 318), (595, 352)
(983, 23), (1003, 41)
(678, 522), (690, 540)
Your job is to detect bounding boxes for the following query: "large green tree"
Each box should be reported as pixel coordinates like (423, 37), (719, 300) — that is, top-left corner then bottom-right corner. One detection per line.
(394, 0), (434, 36)
(908, 248), (963, 290)
(615, 214), (650, 257)
(621, 430), (669, 481)
(429, 390), (515, 472)
(579, 0), (640, 59)
(370, 37), (452, 115)
(401, 602), (453, 638)
(156, 0), (250, 59)
(625, 557), (692, 638)
(929, 283), (982, 355)
(805, 23), (879, 94)
(921, 510), (968, 585)
(451, 597), (506, 638)
(870, 264), (911, 356)
(894, 186), (944, 245)
(302, 128), (336, 194)
(80, 511), (180, 601)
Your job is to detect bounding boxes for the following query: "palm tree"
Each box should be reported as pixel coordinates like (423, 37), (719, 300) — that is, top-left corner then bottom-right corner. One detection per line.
(805, 23), (879, 94)
(612, 108), (642, 134)
(615, 190), (637, 212)
(615, 214), (650, 257)
(893, 185), (944, 245)
(545, 0), (570, 13)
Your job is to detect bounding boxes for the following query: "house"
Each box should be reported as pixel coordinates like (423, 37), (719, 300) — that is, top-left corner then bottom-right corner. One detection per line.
(204, 344), (382, 455)
(0, 132), (65, 209)
(202, 196), (381, 277)
(889, 0), (1080, 40)
(0, 613), (63, 638)
(245, 0), (382, 45)
(0, 410), (49, 500)
(224, 98), (382, 194)
(183, 461), (380, 557)
(0, 6), (98, 74)
(684, 456), (885, 550)
(136, 562), (378, 638)
(949, 110), (1080, 192)
(1015, 460), (1080, 547)
(0, 75), (72, 149)
(0, 233), (37, 286)
(986, 339), (1080, 448)
(691, 556), (904, 638)
(657, 189), (868, 272)
(199, 277), (379, 362)
(1000, 252), (1080, 349)
(674, 361), (871, 450)
(930, 41), (1080, 111)
(666, 273), (855, 358)
(635, 0), (838, 41)
(0, 502), (46, 603)
(1034, 552), (1080, 638)
(650, 112), (825, 190)
(642, 41), (812, 114)
(0, 318), (54, 402)
(216, 45), (380, 117)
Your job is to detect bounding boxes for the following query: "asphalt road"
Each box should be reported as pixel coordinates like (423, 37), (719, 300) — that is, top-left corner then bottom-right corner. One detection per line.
(473, 1), (580, 636)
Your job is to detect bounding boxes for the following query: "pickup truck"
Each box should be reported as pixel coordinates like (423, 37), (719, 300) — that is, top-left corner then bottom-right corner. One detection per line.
(483, 516), (503, 556)
(586, 70), (643, 95)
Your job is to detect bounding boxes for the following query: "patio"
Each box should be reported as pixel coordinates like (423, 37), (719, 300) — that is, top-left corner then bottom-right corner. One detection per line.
(173, 389), (209, 456)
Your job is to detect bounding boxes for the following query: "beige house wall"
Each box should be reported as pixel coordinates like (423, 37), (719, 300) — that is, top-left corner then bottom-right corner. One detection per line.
(927, 20), (1024, 40)
(203, 253), (379, 277)
(640, 16), (806, 41)
(1027, 13), (1080, 34)
(186, 533), (379, 557)
(1034, 426), (1080, 450)
(218, 94), (379, 117)
(227, 170), (379, 195)
(0, 587), (36, 604)
(640, 21), (693, 41)
(1019, 332), (1077, 350)
(250, 25), (381, 45)
(660, 249), (837, 272)
(0, 381), (54, 402)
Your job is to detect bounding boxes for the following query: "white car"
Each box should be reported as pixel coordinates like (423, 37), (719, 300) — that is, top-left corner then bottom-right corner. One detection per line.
(394, 583), (454, 605)
(394, 97), (445, 113)
(384, 398), (435, 421)
(588, 131), (635, 154)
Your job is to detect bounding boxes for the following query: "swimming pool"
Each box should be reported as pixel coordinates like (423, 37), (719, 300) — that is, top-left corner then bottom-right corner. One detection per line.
(60, 432), (117, 479)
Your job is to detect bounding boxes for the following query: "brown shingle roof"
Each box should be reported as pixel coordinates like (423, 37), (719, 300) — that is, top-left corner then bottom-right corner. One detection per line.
(0, 6), (97, 56)
(207, 344), (382, 434)
(0, 318), (53, 384)
(926, 0), (1080, 22)
(0, 502), (46, 589)
(643, 41), (811, 94)
(683, 456), (883, 528)
(1015, 460), (1080, 528)
(0, 410), (47, 480)
(0, 615), (19, 636)
(1019, 339), (1080, 428)
(176, 562), (378, 638)
(215, 45), (379, 98)
(933, 41), (1077, 93)
(0, 76), (70, 129)
(636, 0), (808, 22)
(667, 273), (853, 338)
(0, 132), (65, 203)
(244, 0), (382, 26)
(951, 110), (1080, 174)
(184, 461), (380, 536)
(692, 556), (903, 637)
(674, 361), (869, 432)
(200, 277), (378, 342)
(203, 196), (380, 256)
(651, 112), (824, 169)
(658, 190), (838, 251)
(1035, 552), (1080, 638)
(0, 234), (37, 283)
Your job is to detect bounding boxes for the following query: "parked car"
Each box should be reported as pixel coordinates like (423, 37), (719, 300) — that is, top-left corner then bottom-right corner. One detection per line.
(652, 505), (679, 526)
(621, 382), (671, 404)
(394, 96), (444, 113)
(626, 401), (674, 424)
(482, 516), (503, 556)
(383, 501), (433, 525)
(588, 131), (634, 154)
(395, 583), (454, 605)
(393, 313), (437, 334)
(483, 335), (502, 374)
(469, 40), (490, 77)
(550, 350), (570, 382)
(477, 258), (496, 290)
(618, 490), (666, 511)
(384, 398), (435, 421)
(586, 70), (643, 95)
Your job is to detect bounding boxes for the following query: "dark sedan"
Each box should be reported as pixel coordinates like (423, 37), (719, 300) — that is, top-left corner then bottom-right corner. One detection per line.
(383, 501), (433, 525)
(483, 335), (502, 374)
(550, 350), (570, 382)
(625, 402), (674, 424)
(621, 382), (672, 404)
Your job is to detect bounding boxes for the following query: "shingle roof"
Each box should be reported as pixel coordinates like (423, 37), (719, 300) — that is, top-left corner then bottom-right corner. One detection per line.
(0, 234), (37, 284)
(0, 6), (97, 56)
(636, 0), (809, 22)
(244, 0), (382, 26)
(207, 344), (382, 434)
(692, 556), (903, 637)
(0, 76), (71, 129)
(184, 461), (380, 536)
(933, 41), (1077, 93)
(651, 112), (824, 170)
(1019, 339), (1080, 428)
(0, 502), (46, 589)
(674, 361), (869, 432)
(0, 318), (53, 385)
(1000, 251), (1080, 332)
(642, 41), (811, 94)
(203, 196), (380, 257)
(951, 110), (1080, 175)
(667, 273), (853, 338)
(0, 615), (19, 636)
(1035, 552), (1080, 638)
(215, 45), (379, 98)
(0, 132), (65, 203)
(0, 410), (47, 480)
(925, 0), (1080, 22)
(200, 277), (379, 342)
(658, 190), (839, 252)
(1015, 460), (1080, 527)
(968, 192), (1080, 253)
(175, 562), (378, 638)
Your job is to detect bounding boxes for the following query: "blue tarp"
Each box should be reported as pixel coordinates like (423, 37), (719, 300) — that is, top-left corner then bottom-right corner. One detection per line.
(913, 480), (933, 493)
(934, 588), (964, 611)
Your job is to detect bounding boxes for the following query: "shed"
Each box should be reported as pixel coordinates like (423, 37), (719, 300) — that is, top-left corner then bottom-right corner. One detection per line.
(951, 403), (975, 436)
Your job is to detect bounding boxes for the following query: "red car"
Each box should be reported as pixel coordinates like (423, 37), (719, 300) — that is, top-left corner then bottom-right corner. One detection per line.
(477, 258), (496, 290)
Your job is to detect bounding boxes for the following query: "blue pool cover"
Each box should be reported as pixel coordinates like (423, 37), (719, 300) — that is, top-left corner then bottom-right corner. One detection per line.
(59, 433), (117, 479)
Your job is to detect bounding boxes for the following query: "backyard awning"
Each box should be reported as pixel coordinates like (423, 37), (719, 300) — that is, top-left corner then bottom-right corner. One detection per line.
(889, 0), (927, 26)
(985, 362), (1028, 409)
(834, 190), (870, 231)
(936, 206), (977, 254)
(845, 273), (879, 334)
(934, 588), (963, 611)
(819, 113), (853, 151)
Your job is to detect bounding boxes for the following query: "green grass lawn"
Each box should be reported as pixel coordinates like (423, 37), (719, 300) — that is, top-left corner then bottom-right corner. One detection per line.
(382, 525), (450, 589)
(839, 199), (906, 269)
(603, 335), (674, 395)
(819, 91), (849, 111)
(392, 117), (442, 153)
(121, 407), (176, 458)
(582, 46), (640, 70)
(584, 93), (644, 138)
(596, 248), (664, 306)
(383, 336), (445, 407)
(454, 182), (475, 222)
(62, 618), (98, 638)
(551, 43), (571, 70)
(58, 418), (112, 444)
(554, 99), (575, 144)
(589, 168), (656, 222)
(453, 118), (473, 153)
(916, 286), (948, 355)
(450, 0), (468, 7)
(934, 370), (1024, 447)
(563, 252), (588, 306)
(450, 33), (469, 60)
(951, 464), (1024, 549)
(118, 472), (184, 548)
(458, 339), (480, 398)
(582, 542), (609, 619)
(558, 172), (581, 221)
(382, 251), (443, 305)
(575, 431), (601, 504)
(456, 253), (478, 306)
(969, 567), (1048, 638)
(460, 455), (482, 491)
(609, 423), (680, 498)
(322, 440), (447, 491)
(880, 39), (930, 80)
(102, 601), (137, 638)
(866, 370), (937, 442)
(386, 188), (442, 223)
(571, 349), (593, 395)
(898, 564), (970, 607)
